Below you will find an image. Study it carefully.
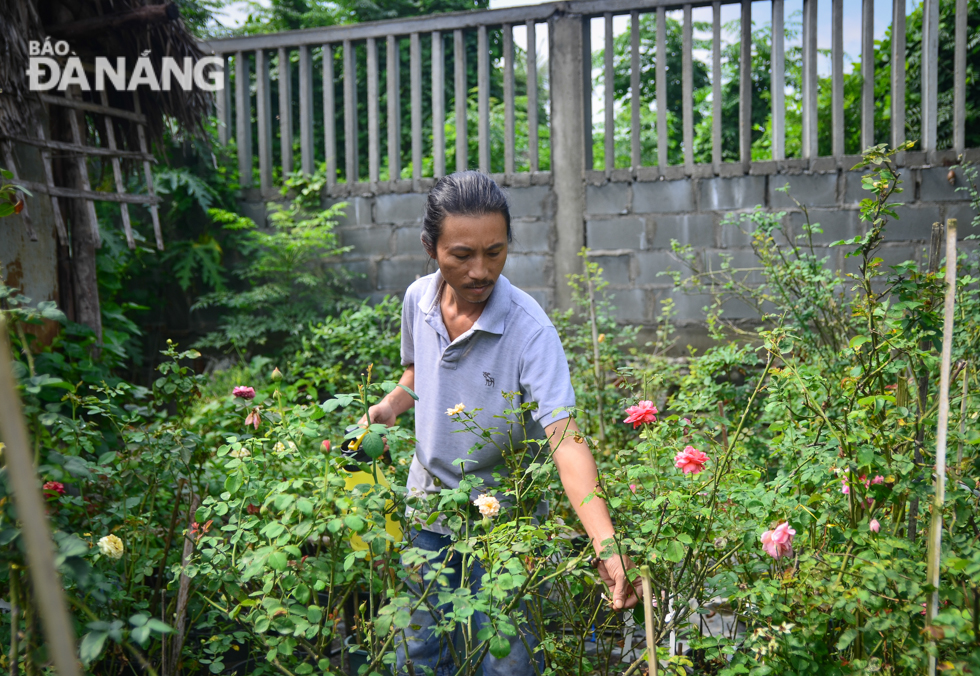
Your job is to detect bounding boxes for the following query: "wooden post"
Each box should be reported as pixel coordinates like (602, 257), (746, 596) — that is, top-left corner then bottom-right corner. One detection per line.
(0, 318), (81, 676)
(926, 218), (957, 676)
(640, 566), (657, 676)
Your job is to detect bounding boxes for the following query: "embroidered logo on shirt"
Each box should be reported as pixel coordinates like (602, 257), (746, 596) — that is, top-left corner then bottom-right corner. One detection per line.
(483, 372), (494, 387)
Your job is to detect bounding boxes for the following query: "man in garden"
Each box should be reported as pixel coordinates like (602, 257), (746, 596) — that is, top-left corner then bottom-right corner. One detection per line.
(364, 171), (640, 675)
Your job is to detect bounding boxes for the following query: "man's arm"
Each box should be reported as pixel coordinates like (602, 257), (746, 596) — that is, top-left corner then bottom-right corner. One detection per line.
(363, 365), (416, 426)
(546, 416), (640, 610)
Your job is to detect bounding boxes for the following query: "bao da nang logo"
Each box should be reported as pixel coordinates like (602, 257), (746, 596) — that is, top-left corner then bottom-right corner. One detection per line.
(27, 39), (224, 92)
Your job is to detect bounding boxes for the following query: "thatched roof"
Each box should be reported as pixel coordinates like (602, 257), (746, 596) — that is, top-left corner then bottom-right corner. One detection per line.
(0, 0), (212, 145)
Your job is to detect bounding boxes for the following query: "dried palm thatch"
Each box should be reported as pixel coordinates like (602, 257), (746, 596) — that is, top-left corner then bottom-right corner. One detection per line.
(0, 0), (213, 147)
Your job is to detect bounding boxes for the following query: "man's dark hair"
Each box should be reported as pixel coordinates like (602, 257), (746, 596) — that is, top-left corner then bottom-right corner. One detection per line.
(421, 171), (512, 256)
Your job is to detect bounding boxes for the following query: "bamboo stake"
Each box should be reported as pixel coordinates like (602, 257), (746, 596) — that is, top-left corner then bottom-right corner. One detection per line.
(0, 317), (81, 676)
(640, 566), (657, 676)
(957, 360), (968, 466)
(926, 218), (957, 676)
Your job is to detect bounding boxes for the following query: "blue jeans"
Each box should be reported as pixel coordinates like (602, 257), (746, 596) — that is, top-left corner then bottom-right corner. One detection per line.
(394, 529), (542, 676)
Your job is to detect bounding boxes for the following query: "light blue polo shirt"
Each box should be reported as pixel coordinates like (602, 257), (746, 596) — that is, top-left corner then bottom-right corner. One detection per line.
(401, 270), (575, 531)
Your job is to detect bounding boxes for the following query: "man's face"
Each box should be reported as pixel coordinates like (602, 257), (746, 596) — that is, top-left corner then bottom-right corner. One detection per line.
(432, 212), (509, 307)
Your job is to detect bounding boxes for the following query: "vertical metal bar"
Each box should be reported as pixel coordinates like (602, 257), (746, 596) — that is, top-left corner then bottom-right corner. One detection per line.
(683, 4), (694, 172)
(656, 6), (667, 168)
(953, 0), (966, 154)
(921, 0), (939, 155)
(583, 19), (593, 170)
(344, 39), (358, 184)
(411, 32), (422, 180)
(133, 95), (162, 250)
(455, 29), (467, 171)
(278, 47), (292, 178)
(712, 1), (722, 170)
(478, 25), (490, 173)
(861, 0), (874, 150)
(631, 11), (641, 169)
(801, 0), (818, 159)
(890, 0), (906, 152)
(771, 0), (785, 160)
(367, 37), (380, 185)
(604, 12), (615, 174)
(432, 31), (446, 178)
(216, 55), (230, 145)
(527, 20), (539, 173)
(739, 0), (752, 167)
(323, 44), (336, 189)
(504, 24), (515, 176)
(832, 0), (844, 158)
(298, 44), (314, 175)
(235, 51), (252, 187)
(98, 91), (133, 249)
(387, 36), (401, 181)
(256, 50), (273, 194)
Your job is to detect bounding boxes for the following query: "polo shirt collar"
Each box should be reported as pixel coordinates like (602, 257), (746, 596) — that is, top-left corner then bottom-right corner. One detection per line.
(418, 270), (512, 337)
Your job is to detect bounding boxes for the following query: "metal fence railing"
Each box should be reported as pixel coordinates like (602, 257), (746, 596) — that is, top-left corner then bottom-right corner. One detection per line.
(201, 0), (973, 197)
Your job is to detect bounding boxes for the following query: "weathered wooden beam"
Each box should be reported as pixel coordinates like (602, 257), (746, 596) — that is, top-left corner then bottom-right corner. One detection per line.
(17, 179), (163, 205)
(40, 94), (147, 124)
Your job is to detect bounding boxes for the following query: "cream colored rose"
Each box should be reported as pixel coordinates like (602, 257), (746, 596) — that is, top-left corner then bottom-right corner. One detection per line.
(473, 494), (500, 518)
(229, 447), (251, 458)
(446, 403), (466, 416)
(97, 534), (124, 560)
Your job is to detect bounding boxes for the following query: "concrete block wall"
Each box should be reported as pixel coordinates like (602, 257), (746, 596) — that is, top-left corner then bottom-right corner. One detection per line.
(583, 164), (976, 327)
(239, 162), (975, 338)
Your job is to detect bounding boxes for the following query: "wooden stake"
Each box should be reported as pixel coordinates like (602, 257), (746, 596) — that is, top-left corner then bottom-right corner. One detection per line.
(926, 218), (957, 676)
(0, 318), (81, 676)
(640, 566), (657, 676)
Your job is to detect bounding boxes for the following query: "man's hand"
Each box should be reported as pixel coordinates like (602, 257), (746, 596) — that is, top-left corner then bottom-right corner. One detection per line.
(365, 399), (397, 428)
(595, 551), (642, 610)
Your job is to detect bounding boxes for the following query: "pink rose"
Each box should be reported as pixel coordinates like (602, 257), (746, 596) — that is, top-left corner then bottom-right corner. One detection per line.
(760, 522), (796, 560)
(43, 481), (66, 498)
(629, 484), (638, 494)
(841, 479), (850, 495)
(871, 475), (884, 485)
(870, 518), (880, 533)
(623, 400), (658, 428)
(674, 445), (708, 475)
(244, 407), (261, 430)
(322, 440), (331, 452)
(233, 386), (256, 400)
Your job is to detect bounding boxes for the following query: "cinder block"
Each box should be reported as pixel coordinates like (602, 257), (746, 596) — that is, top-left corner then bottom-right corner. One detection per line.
(699, 175), (766, 211)
(609, 288), (648, 322)
(633, 180), (695, 213)
(635, 251), (688, 285)
(331, 196), (374, 226)
(843, 168), (909, 204)
(706, 249), (764, 284)
(522, 288), (551, 312)
(344, 260), (374, 294)
(589, 255), (631, 285)
(884, 205), (942, 241)
(664, 289), (715, 322)
(508, 185), (554, 218)
(720, 296), (760, 319)
(395, 226), (426, 255)
(376, 193), (428, 224)
(788, 209), (861, 244)
(944, 202), (980, 236)
(651, 214), (716, 248)
(920, 166), (967, 202)
(587, 216), (647, 250)
(340, 226), (392, 256)
(378, 257), (428, 289)
(770, 173), (837, 208)
(586, 182), (630, 215)
(503, 254), (551, 288)
(511, 220), (552, 252)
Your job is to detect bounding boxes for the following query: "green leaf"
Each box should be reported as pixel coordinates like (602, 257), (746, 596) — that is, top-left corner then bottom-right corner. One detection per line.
(489, 636), (511, 659)
(665, 540), (686, 562)
(397, 383), (420, 400)
(344, 514), (366, 532)
(80, 631), (109, 665)
(836, 628), (858, 650)
(849, 335), (871, 349)
(361, 432), (385, 459)
(268, 551), (288, 571)
(224, 473), (243, 495)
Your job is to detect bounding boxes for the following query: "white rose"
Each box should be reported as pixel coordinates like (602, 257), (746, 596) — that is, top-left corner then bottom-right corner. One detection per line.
(473, 494), (500, 518)
(97, 534), (124, 560)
